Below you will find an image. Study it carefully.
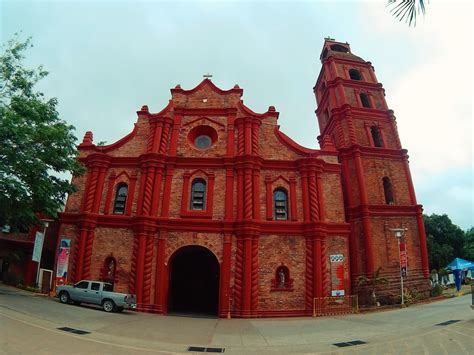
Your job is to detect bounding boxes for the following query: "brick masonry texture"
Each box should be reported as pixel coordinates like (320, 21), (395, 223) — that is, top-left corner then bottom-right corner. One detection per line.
(59, 40), (430, 317)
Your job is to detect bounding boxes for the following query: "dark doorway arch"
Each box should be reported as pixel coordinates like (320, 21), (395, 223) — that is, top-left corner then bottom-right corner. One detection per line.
(168, 245), (220, 316)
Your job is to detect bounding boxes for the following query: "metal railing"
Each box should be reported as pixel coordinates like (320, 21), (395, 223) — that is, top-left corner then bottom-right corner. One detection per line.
(313, 295), (358, 317)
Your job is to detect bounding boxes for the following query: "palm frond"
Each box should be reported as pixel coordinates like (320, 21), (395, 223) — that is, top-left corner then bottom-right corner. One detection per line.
(387, 0), (427, 27)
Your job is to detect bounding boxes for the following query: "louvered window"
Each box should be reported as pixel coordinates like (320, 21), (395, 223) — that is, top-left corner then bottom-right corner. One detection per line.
(113, 184), (128, 214)
(191, 179), (206, 211)
(273, 189), (288, 220)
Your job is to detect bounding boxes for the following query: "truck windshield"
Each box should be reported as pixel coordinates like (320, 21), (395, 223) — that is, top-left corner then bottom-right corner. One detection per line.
(103, 283), (114, 292)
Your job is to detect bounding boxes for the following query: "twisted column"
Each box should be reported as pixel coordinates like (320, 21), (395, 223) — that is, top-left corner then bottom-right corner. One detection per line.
(305, 237), (314, 311)
(142, 167), (156, 215)
(128, 235), (140, 295)
(251, 122), (259, 155)
(82, 230), (94, 280)
(237, 124), (244, 155)
(234, 240), (244, 312)
(147, 121), (157, 153)
(159, 123), (171, 154)
(251, 237), (259, 313)
(84, 169), (99, 212)
(321, 239), (329, 296)
(244, 169), (253, 219)
(308, 171), (319, 222)
(142, 235), (154, 304)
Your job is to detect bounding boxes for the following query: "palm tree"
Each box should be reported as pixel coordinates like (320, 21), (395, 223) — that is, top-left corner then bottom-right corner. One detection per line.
(387, 0), (427, 27)
(357, 267), (390, 306)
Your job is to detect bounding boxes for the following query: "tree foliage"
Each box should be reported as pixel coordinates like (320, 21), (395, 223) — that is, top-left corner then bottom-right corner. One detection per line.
(387, 0), (427, 27)
(0, 35), (84, 231)
(463, 227), (474, 260)
(424, 213), (468, 270)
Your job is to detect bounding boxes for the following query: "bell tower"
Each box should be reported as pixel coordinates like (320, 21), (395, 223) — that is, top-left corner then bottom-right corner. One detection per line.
(314, 39), (429, 291)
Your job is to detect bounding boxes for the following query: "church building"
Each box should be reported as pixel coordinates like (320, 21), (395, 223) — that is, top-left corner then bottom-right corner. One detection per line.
(58, 39), (430, 317)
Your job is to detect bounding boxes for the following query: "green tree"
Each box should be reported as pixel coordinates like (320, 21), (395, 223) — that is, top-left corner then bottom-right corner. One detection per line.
(0, 35), (84, 231)
(387, 0), (427, 27)
(424, 214), (465, 270)
(463, 227), (474, 260)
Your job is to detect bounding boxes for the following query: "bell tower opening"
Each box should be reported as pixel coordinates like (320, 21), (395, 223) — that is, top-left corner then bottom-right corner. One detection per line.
(168, 245), (220, 316)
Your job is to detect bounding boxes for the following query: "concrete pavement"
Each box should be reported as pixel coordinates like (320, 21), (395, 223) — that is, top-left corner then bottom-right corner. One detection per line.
(1, 283), (473, 354)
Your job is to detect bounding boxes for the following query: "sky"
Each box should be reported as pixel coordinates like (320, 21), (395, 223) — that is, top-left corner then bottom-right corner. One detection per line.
(1, 0), (472, 230)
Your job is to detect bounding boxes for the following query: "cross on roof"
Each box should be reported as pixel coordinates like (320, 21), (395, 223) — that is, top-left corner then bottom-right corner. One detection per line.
(203, 73), (213, 79)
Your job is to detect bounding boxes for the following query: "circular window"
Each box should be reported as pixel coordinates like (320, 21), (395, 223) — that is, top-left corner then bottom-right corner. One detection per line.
(188, 125), (218, 150)
(195, 135), (212, 149)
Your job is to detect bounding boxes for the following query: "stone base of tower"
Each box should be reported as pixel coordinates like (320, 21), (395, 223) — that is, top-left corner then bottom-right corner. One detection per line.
(353, 268), (430, 306)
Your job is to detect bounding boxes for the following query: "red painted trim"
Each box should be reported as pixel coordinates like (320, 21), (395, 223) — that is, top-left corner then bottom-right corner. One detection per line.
(169, 113), (182, 156)
(152, 122), (162, 153)
(79, 124), (139, 153)
(182, 116), (226, 128)
(237, 170), (244, 220)
(416, 210), (429, 278)
(179, 172), (215, 218)
(154, 234), (166, 312)
(301, 174), (310, 222)
(242, 237), (252, 317)
(224, 169), (233, 221)
(160, 169), (174, 217)
(316, 174), (325, 221)
(265, 176), (272, 220)
(274, 128), (320, 156)
(289, 177), (297, 221)
(135, 234), (147, 303)
(103, 173), (116, 215)
(219, 233), (232, 318)
(237, 101), (279, 119)
(92, 168), (107, 213)
(170, 79), (243, 96)
(252, 170), (260, 220)
(125, 174), (137, 215)
(150, 171), (162, 216)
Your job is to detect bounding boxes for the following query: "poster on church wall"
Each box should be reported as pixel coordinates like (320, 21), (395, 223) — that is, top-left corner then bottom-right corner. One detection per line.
(330, 254), (345, 297)
(56, 239), (71, 286)
(32, 232), (45, 262)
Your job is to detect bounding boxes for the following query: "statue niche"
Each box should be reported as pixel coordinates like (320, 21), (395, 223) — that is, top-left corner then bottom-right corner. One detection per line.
(271, 264), (293, 291)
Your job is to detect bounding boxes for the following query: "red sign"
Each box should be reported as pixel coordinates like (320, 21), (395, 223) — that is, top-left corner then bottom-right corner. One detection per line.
(399, 242), (408, 277)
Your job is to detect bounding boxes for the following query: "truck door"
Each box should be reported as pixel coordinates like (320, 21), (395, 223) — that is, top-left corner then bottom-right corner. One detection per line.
(74, 281), (90, 302)
(86, 282), (102, 304)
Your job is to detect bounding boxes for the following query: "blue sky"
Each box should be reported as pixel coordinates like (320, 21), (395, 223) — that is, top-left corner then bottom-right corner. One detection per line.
(1, 0), (472, 229)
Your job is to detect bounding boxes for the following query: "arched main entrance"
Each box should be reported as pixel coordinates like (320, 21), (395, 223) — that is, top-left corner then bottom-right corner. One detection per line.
(168, 245), (220, 316)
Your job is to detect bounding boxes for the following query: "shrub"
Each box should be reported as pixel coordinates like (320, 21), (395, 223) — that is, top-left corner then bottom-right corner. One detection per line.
(431, 283), (444, 297)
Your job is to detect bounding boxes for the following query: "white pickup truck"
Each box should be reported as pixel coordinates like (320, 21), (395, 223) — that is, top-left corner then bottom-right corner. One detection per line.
(56, 280), (136, 312)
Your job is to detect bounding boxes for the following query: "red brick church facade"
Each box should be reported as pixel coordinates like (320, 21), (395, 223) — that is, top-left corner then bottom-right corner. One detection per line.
(58, 39), (429, 317)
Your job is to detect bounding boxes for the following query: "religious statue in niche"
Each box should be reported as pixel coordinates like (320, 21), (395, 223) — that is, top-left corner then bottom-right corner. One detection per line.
(271, 264), (293, 291)
(278, 268), (286, 288)
(101, 255), (117, 283)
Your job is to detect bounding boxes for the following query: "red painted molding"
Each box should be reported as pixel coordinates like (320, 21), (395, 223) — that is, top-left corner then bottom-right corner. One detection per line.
(179, 171), (215, 218)
(170, 79), (243, 96)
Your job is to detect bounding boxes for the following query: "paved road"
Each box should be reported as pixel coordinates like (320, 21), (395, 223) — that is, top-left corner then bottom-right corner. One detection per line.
(1, 283), (473, 354)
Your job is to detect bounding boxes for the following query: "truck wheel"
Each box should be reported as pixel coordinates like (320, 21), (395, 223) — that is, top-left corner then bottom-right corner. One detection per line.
(59, 292), (70, 304)
(102, 299), (116, 313)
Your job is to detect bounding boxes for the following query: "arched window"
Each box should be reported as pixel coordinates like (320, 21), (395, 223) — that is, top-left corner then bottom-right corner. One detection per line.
(190, 179), (206, 210)
(383, 177), (394, 205)
(360, 93), (371, 108)
(113, 184), (128, 214)
(371, 126), (384, 147)
(273, 189), (288, 220)
(349, 69), (362, 80)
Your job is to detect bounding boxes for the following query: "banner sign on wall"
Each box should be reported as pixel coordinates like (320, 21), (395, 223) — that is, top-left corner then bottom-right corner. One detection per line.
(330, 254), (345, 297)
(56, 239), (71, 286)
(32, 232), (45, 262)
(400, 242), (408, 277)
